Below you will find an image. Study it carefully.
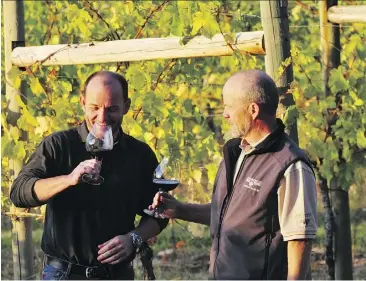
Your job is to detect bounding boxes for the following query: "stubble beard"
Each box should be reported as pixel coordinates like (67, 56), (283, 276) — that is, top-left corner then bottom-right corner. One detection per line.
(230, 119), (253, 139)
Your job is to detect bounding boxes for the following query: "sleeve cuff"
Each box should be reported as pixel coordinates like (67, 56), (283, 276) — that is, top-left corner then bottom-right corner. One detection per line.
(283, 232), (317, 241)
(29, 178), (44, 206)
(140, 215), (169, 232)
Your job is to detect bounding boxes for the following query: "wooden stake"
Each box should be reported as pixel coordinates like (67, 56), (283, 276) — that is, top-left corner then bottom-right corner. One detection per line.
(4, 0), (35, 279)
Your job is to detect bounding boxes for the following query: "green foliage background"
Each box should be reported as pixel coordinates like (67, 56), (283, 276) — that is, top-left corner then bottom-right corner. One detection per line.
(1, 0), (365, 243)
(2, 0), (263, 212)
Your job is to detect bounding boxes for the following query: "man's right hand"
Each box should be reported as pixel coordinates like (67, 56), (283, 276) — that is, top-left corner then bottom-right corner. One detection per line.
(148, 191), (180, 219)
(149, 193), (211, 225)
(32, 159), (102, 204)
(68, 159), (101, 186)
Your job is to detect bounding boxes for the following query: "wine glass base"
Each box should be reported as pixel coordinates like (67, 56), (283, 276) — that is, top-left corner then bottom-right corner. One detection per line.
(81, 174), (104, 186)
(143, 209), (155, 216)
(143, 208), (166, 219)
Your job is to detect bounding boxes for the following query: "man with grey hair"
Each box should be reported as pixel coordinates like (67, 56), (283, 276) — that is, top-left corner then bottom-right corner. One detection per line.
(149, 70), (317, 280)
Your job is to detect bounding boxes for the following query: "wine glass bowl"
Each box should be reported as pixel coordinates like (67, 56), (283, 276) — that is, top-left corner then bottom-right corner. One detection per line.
(82, 124), (113, 185)
(144, 157), (180, 217)
(85, 125), (113, 152)
(152, 157), (179, 191)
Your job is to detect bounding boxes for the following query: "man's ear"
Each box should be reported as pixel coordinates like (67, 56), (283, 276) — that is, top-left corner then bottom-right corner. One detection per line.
(80, 95), (86, 112)
(250, 103), (260, 120)
(123, 98), (131, 115)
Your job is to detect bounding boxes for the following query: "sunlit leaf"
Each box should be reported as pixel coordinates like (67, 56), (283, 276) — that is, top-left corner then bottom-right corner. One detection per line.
(6, 67), (23, 89)
(356, 130), (366, 149)
(30, 77), (45, 96)
(329, 68), (349, 93)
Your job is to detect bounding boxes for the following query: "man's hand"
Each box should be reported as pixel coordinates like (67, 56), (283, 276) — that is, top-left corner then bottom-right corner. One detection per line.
(67, 159), (101, 186)
(148, 191), (181, 219)
(32, 159), (102, 203)
(149, 192), (211, 225)
(97, 234), (134, 265)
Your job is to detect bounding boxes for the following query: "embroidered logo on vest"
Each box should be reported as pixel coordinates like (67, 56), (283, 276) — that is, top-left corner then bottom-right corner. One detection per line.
(244, 177), (262, 192)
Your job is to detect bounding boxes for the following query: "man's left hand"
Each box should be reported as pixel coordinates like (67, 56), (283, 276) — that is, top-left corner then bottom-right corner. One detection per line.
(97, 234), (134, 264)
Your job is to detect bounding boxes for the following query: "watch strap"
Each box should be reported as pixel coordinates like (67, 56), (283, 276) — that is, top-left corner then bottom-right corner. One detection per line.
(129, 232), (143, 249)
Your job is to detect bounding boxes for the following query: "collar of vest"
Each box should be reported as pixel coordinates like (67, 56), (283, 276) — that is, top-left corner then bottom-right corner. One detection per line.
(253, 118), (286, 154)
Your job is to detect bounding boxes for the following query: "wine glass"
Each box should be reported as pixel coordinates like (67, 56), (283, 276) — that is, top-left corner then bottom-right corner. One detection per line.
(144, 157), (180, 218)
(81, 123), (114, 185)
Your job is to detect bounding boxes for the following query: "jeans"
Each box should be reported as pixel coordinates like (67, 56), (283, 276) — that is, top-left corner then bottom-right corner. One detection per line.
(41, 264), (68, 280)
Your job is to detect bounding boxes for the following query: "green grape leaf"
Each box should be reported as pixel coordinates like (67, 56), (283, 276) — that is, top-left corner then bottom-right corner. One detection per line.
(329, 68), (349, 93)
(29, 77), (45, 96)
(356, 130), (366, 149)
(6, 67), (23, 89)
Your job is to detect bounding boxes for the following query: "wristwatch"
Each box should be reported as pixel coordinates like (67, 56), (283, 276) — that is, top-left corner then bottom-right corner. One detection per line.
(129, 232), (143, 249)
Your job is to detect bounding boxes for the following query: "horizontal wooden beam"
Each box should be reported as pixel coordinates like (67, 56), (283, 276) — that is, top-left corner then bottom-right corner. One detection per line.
(11, 31), (264, 67)
(328, 5), (366, 23)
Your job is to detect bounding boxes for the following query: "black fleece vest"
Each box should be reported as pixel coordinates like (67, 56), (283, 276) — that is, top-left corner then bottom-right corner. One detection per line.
(209, 121), (313, 280)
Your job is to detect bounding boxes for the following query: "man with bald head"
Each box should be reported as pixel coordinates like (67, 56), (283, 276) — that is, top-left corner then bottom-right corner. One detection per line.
(150, 70), (317, 279)
(11, 71), (167, 279)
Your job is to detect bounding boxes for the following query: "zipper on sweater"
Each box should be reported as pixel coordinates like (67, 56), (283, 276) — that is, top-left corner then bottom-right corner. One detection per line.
(262, 233), (271, 280)
(262, 215), (275, 280)
(213, 155), (247, 278)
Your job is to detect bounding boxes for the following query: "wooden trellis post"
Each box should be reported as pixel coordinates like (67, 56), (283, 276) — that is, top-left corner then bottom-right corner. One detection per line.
(260, 0), (298, 144)
(4, 0), (35, 280)
(320, 0), (354, 280)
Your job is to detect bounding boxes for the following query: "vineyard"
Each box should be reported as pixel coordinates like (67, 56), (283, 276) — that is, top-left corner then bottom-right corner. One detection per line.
(1, 0), (366, 280)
